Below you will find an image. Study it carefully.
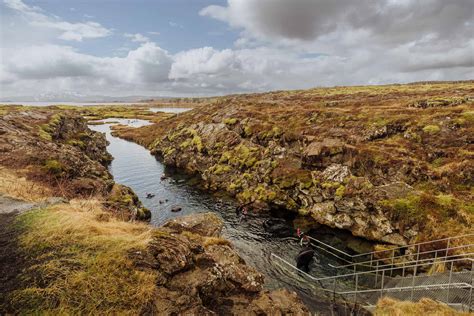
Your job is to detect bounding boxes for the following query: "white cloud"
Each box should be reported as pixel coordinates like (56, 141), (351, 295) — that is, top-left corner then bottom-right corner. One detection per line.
(1, 0), (473, 98)
(4, 0), (111, 41)
(200, 0), (473, 44)
(170, 47), (238, 79)
(124, 33), (150, 43)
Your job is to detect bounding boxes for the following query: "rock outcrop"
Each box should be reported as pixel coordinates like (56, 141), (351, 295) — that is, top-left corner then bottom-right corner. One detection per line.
(0, 107), (149, 221)
(134, 213), (309, 315)
(137, 82), (473, 245)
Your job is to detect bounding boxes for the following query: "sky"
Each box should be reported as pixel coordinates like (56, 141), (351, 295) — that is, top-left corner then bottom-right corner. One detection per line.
(0, 0), (473, 99)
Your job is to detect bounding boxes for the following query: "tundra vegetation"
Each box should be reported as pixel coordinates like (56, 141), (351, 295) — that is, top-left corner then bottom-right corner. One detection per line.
(0, 81), (472, 314)
(0, 105), (308, 314)
(111, 81), (474, 248)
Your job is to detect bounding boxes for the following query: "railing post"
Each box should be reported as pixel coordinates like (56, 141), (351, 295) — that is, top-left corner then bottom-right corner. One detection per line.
(469, 260), (473, 313)
(445, 238), (451, 261)
(410, 261), (418, 301)
(353, 264), (357, 283)
(370, 253), (374, 268)
(380, 270), (385, 300)
(375, 260), (379, 287)
(390, 249), (395, 276)
(446, 260), (453, 304)
(354, 274), (359, 306)
(416, 244), (421, 263)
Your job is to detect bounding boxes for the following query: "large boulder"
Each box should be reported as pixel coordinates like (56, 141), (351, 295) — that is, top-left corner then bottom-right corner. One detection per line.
(138, 212), (309, 314)
(163, 212), (224, 237)
(303, 138), (356, 168)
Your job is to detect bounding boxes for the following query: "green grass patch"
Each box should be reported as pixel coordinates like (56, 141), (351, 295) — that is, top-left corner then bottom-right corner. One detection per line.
(8, 201), (156, 314)
(422, 125), (440, 134)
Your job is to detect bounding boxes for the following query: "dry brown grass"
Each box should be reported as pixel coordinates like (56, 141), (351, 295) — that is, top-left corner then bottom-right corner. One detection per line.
(0, 167), (52, 202)
(375, 297), (470, 316)
(7, 198), (157, 314)
(203, 236), (232, 248)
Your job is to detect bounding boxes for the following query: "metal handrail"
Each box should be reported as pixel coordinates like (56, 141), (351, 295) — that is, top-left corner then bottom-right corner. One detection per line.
(272, 235), (474, 312)
(272, 253), (473, 282)
(329, 252), (474, 272)
(337, 282), (473, 295)
(278, 236), (353, 263)
(351, 233), (474, 259)
(330, 244), (474, 270)
(306, 236), (353, 259)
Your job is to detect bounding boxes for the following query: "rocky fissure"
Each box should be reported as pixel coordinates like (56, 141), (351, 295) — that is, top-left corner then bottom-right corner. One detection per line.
(139, 83), (473, 246)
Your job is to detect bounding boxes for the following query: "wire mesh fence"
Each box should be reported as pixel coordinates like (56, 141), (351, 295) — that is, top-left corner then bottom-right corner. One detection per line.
(272, 233), (474, 312)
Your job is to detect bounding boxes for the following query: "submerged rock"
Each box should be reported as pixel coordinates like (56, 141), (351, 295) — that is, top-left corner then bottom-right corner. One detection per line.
(170, 206), (182, 212)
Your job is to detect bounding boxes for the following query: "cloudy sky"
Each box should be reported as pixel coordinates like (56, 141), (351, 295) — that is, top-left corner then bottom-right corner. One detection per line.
(1, 0), (473, 99)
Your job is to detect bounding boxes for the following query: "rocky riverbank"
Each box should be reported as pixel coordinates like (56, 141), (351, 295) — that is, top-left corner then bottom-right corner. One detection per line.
(136, 212), (309, 314)
(0, 106), (150, 220)
(113, 82), (474, 246)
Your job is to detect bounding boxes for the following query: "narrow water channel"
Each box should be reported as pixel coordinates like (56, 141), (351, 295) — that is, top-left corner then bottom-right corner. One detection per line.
(89, 113), (359, 312)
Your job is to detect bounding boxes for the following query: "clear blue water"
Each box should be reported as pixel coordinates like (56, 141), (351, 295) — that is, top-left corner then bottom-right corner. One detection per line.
(89, 115), (351, 312)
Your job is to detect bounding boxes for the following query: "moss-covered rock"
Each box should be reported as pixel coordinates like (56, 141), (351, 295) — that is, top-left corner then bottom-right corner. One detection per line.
(105, 184), (151, 221)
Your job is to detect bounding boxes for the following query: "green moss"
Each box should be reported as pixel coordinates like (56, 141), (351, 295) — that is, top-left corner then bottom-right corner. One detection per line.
(223, 118), (238, 125)
(298, 208), (310, 216)
(43, 159), (64, 175)
(180, 139), (192, 149)
(242, 173), (253, 180)
(219, 151), (232, 163)
(66, 139), (86, 149)
(209, 164), (231, 175)
(38, 126), (52, 141)
(285, 198), (298, 210)
(164, 146), (176, 157)
(227, 182), (240, 191)
(335, 185), (345, 198)
(436, 194), (454, 208)
(461, 111), (474, 122)
(431, 158), (445, 168)
(422, 125), (440, 134)
(237, 190), (254, 203)
(260, 126), (283, 140)
(321, 181), (340, 189)
(37, 114), (63, 141)
(381, 195), (420, 222)
(191, 135), (203, 152)
(228, 144), (258, 169)
(254, 185), (277, 202)
(381, 192), (459, 226)
(244, 125), (252, 137)
(463, 202), (474, 214)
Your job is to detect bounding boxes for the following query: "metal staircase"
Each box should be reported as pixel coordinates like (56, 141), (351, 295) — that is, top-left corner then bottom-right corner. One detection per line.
(271, 233), (474, 312)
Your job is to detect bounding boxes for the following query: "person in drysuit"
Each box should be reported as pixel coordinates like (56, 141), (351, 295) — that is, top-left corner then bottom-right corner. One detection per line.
(295, 234), (315, 273)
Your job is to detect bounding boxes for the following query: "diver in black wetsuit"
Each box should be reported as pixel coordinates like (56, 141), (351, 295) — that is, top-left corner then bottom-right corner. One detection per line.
(295, 235), (315, 273)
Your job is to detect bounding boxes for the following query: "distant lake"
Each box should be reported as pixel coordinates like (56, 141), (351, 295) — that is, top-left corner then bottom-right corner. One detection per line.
(0, 101), (139, 107)
(149, 107), (192, 113)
